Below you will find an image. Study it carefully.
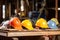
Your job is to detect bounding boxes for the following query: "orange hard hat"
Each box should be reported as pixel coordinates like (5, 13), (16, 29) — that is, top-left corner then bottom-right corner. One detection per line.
(35, 18), (48, 28)
(10, 17), (23, 30)
(22, 19), (34, 30)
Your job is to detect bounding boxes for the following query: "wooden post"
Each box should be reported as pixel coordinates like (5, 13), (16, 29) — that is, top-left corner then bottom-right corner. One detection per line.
(17, 0), (19, 13)
(55, 0), (58, 19)
(32, 0), (34, 11)
(9, 3), (11, 18)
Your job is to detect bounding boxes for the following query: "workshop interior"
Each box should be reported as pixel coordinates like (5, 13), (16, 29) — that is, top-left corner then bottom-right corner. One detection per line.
(0, 0), (60, 40)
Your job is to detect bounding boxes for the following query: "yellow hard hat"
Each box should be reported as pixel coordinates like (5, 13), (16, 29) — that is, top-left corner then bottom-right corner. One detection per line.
(22, 19), (34, 30)
(35, 18), (48, 28)
(51, 18), (59, 25)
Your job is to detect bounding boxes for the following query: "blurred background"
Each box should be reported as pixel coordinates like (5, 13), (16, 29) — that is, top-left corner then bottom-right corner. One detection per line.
(0, 0), (59, 23)
(0, 0), (60, 40)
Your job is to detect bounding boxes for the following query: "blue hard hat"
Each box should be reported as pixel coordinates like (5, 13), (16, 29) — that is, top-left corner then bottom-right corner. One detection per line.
(48, 20), (58, 29)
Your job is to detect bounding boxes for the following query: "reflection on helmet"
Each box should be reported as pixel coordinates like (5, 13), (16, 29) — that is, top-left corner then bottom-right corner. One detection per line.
(35, 18), (48, 28)
(48, 20), (58, 29)
(51, 18), (59, 25)
(10, 17), (23, 30)
(22, 19), (34, 30)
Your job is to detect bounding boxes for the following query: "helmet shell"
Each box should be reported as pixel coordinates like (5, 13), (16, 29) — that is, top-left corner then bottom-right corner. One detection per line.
(22, 19), (34, 30)
(10, 17), (23, 30)
(48, 20), (58, 29)
(35, 18), (48, 28)
(51, 18), (59, 25)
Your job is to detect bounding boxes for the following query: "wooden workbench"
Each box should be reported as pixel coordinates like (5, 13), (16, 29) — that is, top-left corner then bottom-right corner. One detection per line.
(0, 29), (60, 40)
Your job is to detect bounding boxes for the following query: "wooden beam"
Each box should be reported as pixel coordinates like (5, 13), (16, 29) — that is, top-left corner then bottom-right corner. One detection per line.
(55, 0), (58, 19)
(0, 29), (60, 37)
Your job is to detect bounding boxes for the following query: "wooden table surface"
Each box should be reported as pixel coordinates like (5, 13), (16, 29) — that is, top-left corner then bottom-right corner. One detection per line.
(0, 29), (60, 37)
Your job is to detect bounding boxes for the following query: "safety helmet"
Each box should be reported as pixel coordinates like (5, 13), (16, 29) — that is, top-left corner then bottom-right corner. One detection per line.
(10, 17), (23, 30)
(51, 18), (59, 25)
(48, 20), (58, 29)
(22, 19), (34, 30)
(35, 18), (48, 28)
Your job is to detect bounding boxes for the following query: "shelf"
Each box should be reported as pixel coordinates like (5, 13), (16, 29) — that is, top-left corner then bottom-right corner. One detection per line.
(0, 29), (60, 37)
